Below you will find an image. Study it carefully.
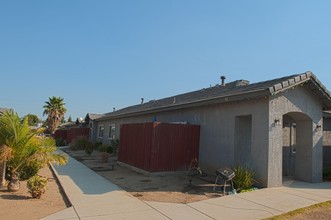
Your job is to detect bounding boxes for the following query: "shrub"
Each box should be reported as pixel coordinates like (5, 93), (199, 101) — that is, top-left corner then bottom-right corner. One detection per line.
(55, 137), (66, 147)
(110, 139), (119, 155)
(70, 136), (91, 150)
(94, 141), (103, 149)
(107, 145), (114, 154)
(97, 144), (114, 154)
(85, 142), (94, 155)
(27, 175), (48, 199)
(69, 136), (95, 155)
(232, 165), (255, 192)
(323, 167), (331, 181)
(19, 161), (43, 180)
(96, 144), (107, 152)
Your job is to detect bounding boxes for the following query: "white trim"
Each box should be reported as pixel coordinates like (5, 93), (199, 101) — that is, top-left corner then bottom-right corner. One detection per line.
(108, 124), (116, 139)
(98, 125), (104, 138)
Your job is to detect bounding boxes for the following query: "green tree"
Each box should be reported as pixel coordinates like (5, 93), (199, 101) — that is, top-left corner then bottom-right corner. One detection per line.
(43, 96), (67, 134)
(68, 115), (72, 123)
(61, 117), (66, 124)
(0, 110), (68, 191)
(24, 114), (40, 126)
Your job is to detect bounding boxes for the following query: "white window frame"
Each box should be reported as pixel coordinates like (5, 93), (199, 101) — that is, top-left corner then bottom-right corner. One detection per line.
(108, 124), (116, 140)
(98, 125), (104, 138)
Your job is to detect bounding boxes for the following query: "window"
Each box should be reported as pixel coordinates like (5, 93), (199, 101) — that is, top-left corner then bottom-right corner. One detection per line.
(98, 125), (104, 138)
(109, 124), (116, 139)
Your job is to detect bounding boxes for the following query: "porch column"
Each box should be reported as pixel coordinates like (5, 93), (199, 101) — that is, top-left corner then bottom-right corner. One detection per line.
(267, 118), (283, 187)
(295, 119), (323, 182)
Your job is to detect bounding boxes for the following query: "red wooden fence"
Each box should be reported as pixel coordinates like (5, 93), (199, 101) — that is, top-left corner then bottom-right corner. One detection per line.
(119, 122), (200, 172)
(54, 130), (67, 141)
(54, 128), (90, 144)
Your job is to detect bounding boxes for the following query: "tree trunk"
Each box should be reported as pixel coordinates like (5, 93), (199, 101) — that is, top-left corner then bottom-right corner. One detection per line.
(0, 160), (6, 189)
(7, 172), (20, 192)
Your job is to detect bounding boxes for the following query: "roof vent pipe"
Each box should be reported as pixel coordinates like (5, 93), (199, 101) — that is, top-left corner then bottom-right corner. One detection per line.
(141, 98), (144, 104)
(220, 76), (226, 86)
(113, 107), (115, 112)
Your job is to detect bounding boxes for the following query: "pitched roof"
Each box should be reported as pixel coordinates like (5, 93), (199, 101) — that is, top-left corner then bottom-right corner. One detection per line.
(96, 71), (331, 121)
(85, 113), (104, 121)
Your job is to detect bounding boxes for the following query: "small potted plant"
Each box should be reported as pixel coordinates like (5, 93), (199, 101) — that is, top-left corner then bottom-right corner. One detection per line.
(27, 175), (48, 199)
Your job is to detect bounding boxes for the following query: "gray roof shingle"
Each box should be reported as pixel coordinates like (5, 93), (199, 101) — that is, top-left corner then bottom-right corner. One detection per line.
(97, 71), (331, 121)
(85, 113), (104, 121)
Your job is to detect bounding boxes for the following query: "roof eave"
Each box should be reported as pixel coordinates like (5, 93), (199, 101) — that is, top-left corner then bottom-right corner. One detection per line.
(269, 71), (331, 110)
(95, 71), (331, 122)
(269, 71), (312, 95)
(309, 75), (331, 110)
(96, 89), (270, 121)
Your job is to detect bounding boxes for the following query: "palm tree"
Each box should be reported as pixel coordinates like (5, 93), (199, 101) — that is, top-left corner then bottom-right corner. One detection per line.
(0, 110), (68, 191)
(43, 96), (67, 134)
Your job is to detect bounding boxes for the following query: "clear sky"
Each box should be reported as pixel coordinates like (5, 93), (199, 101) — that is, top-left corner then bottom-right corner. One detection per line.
(1, 0), (331, 120)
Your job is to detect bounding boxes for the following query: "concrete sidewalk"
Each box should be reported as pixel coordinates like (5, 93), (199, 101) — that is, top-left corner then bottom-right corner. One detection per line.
(43, 151), (331, 220)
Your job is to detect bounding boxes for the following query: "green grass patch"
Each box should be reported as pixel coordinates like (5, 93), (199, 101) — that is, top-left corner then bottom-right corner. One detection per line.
(264, 200), (331, 219)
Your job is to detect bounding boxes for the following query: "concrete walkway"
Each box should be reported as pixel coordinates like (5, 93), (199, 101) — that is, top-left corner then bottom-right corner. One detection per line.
(43, 151), (331, 220)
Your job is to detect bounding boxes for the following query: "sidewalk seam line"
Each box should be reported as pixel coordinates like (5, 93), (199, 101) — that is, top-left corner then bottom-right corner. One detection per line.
(71, 208), (154, 219)
(186, 204), (216, 220)
(232, 195), (287, 214)
(276, 189), (325, 203)
(201, 197), (281, 216)
(142, 201), (172, 220)
(278, 188), (331, 200)
(72, 205), (81, 220)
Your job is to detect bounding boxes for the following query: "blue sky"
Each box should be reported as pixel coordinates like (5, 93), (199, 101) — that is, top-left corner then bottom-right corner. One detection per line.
(1, 0), (331, 120)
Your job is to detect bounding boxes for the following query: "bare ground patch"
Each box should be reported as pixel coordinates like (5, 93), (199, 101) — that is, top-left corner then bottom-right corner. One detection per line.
(64, 149), (225, 203)
(0, 165), (70, 220)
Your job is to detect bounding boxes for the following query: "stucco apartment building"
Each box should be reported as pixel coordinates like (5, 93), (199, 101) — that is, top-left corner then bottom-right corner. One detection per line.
(89, 72), (331, 188)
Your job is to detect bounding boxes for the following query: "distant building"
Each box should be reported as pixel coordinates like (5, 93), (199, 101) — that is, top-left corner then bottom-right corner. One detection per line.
(54, 113), (104, 144)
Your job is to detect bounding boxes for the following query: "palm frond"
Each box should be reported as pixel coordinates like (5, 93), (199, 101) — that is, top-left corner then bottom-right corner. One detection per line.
(0, 144), (12, 161)
(0, 111), (68, 175)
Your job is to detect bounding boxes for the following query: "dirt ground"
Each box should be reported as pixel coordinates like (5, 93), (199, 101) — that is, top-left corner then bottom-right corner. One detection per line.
(0, 165), (69, 220)
(64, 149), (225, 204)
